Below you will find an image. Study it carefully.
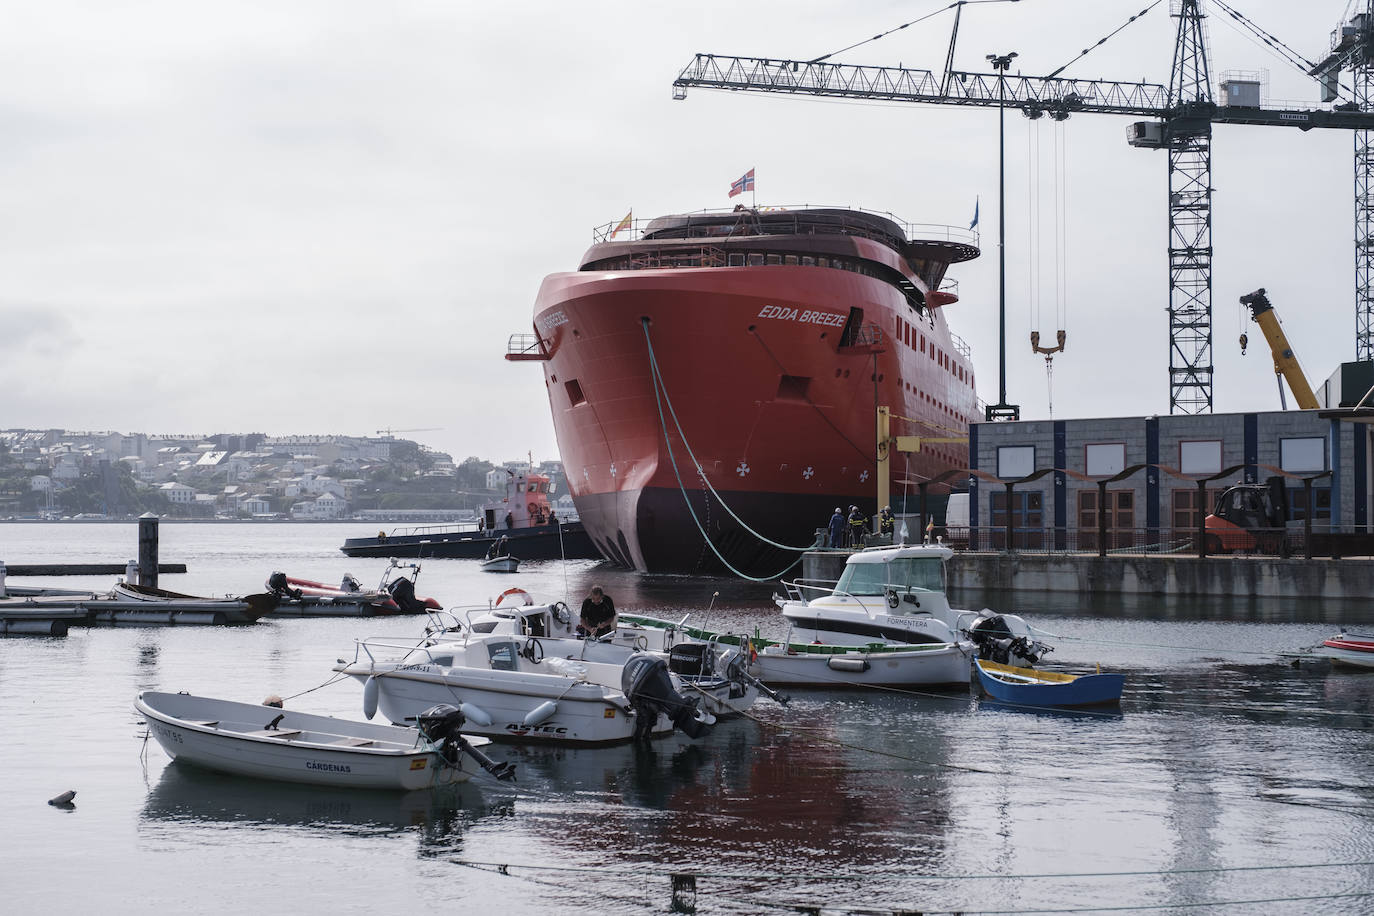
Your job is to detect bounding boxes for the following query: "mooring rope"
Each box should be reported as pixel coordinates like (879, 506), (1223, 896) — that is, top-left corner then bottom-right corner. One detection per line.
(644, 319), (815, 554)
(642, 320), (803, 582)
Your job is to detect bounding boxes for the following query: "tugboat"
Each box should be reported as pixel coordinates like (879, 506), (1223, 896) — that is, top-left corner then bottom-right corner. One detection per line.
(340, 466), (598, 560)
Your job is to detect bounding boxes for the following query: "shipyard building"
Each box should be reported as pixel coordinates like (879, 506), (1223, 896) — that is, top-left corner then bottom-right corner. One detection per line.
(965, 362), (1374, 548)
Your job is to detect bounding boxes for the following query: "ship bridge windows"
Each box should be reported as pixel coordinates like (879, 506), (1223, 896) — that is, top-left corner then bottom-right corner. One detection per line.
(748, 253), (765, 267)
(766, 254), (782, 266)
(564, 379), (587, 406)
(728, 253), (746, 267)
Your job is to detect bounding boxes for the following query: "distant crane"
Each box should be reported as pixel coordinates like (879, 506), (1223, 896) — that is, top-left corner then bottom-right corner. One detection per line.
(376, 427), (443, 438)
(672, 0), (1374, 414)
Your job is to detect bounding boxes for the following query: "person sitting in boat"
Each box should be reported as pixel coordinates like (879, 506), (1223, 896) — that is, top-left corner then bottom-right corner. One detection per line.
(847, 505), (866, 547)
(827, 507), (845, 548)
(577, 585), (617, 639)
(485, 536), (510, 560)
(879, 506), (895, 537)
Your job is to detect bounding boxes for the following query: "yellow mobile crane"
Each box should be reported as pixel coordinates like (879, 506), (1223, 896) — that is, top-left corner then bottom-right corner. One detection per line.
(1239, 288), (1318, 411)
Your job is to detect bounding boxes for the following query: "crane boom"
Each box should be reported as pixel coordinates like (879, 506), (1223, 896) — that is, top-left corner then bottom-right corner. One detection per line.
(1239, 288), (1319, 411)
(672, 2), (1374, 417)
(672, 54), (1374, 129)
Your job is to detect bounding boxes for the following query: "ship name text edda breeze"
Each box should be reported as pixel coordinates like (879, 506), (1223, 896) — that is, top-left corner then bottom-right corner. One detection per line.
(508, 205), (981, 577)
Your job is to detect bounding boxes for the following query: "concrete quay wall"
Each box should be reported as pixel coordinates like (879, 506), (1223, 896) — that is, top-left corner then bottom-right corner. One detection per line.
(945, 553), (1374, 599)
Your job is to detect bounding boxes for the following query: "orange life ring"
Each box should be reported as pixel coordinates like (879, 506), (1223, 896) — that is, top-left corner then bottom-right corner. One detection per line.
(527, 502), (538, 515)
(495, 587), (533, 608)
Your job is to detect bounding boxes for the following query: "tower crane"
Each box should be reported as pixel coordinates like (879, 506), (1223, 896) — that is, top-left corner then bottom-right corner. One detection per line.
(672, 0), (1374, 415)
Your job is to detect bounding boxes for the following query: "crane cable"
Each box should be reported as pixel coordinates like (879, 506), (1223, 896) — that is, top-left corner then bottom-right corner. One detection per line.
(807, 0), (1022, 65)
(1046, 2), (1164, 79)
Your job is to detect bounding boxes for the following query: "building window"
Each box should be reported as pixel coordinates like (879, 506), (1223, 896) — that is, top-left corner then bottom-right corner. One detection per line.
(1085, 443), (1126, 476)
(1078, 488), (1135, 549)
(1280, 437), (1326, 472)
(1172, 487), (1225, 529)
(1180, 439), (1222, 475)
(997, 445), (1035, 479)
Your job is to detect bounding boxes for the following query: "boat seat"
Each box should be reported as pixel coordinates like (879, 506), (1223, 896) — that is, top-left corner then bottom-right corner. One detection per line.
(328, 737), (375, 747)
(242, 728), (303, 739)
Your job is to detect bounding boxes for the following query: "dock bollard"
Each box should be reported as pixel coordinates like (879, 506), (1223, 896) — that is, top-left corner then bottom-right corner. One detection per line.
(138, 513), (159, 590)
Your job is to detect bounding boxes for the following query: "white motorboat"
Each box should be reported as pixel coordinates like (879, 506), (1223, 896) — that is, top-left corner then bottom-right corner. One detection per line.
(1320, 632), (1374, 669)
(334, 630), (715, 746)
(480, 536), (520, 573)
(108, 582), (277, 623)
(617, 613), (970, 688)
(433, 595), (769, 716)
(776, 544), (1051, 669)
(135, 691), (515, 790)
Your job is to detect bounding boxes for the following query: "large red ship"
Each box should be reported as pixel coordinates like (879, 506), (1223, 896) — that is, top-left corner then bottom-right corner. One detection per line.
(509, 207), (981, 576)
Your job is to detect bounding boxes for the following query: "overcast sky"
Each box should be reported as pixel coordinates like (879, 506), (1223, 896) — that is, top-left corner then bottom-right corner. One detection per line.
(1, 1), (1362, 465)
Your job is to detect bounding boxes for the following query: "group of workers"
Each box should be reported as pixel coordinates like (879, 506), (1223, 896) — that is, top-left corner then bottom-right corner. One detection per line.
(827, 504), (896, 548)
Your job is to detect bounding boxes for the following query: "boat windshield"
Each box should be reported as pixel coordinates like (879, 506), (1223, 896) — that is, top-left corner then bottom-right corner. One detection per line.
(835, 557), (945, 596)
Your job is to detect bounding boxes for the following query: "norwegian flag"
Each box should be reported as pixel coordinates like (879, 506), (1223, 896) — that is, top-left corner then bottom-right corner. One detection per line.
(728, 168), (755, 198)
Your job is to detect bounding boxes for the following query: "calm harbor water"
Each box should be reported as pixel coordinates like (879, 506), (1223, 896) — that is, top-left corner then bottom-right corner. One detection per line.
(3, 522), (1373, 915)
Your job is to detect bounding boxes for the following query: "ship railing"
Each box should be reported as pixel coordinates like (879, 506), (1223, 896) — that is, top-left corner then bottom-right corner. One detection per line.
(382, 522), (481, 537)
(779, 577), (838, 603)
(506, 333), (550, 361)
(591, 207), (979, 249)
(949, 332), (971, 361)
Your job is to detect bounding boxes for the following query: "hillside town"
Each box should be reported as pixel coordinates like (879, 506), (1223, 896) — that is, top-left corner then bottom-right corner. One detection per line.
(0, 429), (572, 521)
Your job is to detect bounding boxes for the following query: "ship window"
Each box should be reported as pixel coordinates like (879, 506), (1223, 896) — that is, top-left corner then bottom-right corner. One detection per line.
(565, 379), (587, 406)
(766, 254), (782, 266)
(817, 257), (829, 268)
(920, 335), (926, 353)
(801, 256), (814, 266)
(776, 375), (810, 401)
(728, 253), (745, 267)
(784, 255), (799, 266)
(748, 253), (765, 266)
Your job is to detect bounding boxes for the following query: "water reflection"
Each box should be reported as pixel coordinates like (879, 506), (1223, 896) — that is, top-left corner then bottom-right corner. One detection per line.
(141, 761), (505, 839)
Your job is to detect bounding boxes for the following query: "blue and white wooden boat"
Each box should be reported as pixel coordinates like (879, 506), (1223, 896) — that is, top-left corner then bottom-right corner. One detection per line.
(974, 659), (1124, 708)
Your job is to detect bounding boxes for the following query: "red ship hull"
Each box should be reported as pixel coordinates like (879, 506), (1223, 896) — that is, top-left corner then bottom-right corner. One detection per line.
(525, 209), (980, 575)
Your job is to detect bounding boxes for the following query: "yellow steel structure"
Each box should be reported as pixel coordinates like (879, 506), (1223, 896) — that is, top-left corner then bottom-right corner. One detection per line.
(1239, 288), (1319, 411)
(876, 406), (969, 510)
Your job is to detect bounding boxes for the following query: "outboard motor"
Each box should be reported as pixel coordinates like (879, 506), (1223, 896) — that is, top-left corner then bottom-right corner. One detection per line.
(668, 643), (712, 677)
(387, 575), (427, 613)
(340, 573), (361, 593)
(621, 654), (714, 740)
(968, 615), (1043, 666)
(265, 571), (302, 600)
(416, 704), (516, 782)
